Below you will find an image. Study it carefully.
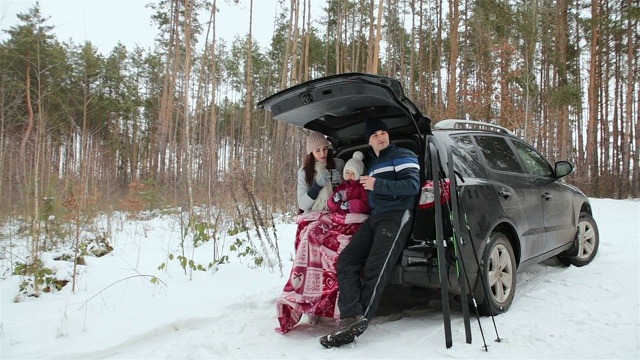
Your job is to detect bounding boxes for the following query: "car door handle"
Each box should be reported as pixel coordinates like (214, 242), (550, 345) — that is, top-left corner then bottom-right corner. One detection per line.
(541, 192), (552, 200)
(498, 190), (512, 199)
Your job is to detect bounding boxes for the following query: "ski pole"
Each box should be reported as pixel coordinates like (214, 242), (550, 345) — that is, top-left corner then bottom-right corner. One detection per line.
(443, 171), (489, 351)
(457, 187), (503, 343)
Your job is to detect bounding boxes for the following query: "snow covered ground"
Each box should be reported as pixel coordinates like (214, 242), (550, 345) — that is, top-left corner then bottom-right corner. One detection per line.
(1, 198), (638, 359)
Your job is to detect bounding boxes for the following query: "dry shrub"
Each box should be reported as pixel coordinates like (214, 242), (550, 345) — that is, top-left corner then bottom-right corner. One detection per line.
(118, 179), (167, 218)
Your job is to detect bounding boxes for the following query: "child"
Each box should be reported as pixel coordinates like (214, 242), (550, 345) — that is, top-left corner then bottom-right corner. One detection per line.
(327, 151), (370, 215)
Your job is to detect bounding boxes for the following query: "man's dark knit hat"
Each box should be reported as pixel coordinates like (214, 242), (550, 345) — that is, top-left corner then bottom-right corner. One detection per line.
(364, 117), (389, 141)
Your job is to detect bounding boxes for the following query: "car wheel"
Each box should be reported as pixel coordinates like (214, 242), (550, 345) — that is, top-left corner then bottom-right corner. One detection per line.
(559, 212), (599, 267)
(478, 231), (517, 316)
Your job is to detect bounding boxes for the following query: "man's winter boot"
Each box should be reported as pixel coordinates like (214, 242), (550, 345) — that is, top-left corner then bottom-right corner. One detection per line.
(319, 315), (368, 348)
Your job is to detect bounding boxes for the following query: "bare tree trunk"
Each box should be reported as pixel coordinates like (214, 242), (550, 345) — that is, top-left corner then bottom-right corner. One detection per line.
(325, 9), (330, 74)
(281, 0), (294, 88)
(622, 0), (635, 198)
(459, 0), (470, 118)
(408, 0), (416, 99)
(243, 0), (254, 172)
(436, 0), (443, 117)
(371, 0), (384, 74)
(613, 52), (621, 196)
(573, 2), (585, 175)
(634, 92), (640, 198)
(538, 4), (550, 156)
(81, 60), (93, 205)
(556, 0), (569, 161)
(20, 52), (34, 192)
(498, 40), (511, 129)
(418, 0), (426, 110)
(523, 0), (538, 142)
(154, 1), (180, 182)
(129, 109), (138, 182)
(393, 0), (404, 79)
(303, 0), (311, 82)
(290, 0), (300, 84)
(70, 197), (80, 292)
(184, 0), (194, 212)
(445, 0), (459, 118)
(601, 6), (611, 190)
(209, 0), (219, 183)
(349, 4), (356, 72)
(354, 2), (363, 72)
(0, 81), (4, 203)
(586, 0), (599, 182)
(367, 0), (375, 72)
(33, 47), (45, 292)
(275, 0), (296, 197)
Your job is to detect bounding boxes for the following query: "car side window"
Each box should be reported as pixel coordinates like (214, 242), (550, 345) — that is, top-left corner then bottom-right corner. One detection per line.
(510, 139), (554, 177)
(474, 135), (524, 173)
(451, 135), (486, 178)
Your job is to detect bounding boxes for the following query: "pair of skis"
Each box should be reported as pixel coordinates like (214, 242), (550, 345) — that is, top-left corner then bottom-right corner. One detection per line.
(430, 141), (497, 350)
(430, 140), (453, 347)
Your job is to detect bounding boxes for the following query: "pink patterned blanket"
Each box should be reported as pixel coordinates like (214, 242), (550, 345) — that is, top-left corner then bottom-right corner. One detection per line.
(275, 211), (368, 334)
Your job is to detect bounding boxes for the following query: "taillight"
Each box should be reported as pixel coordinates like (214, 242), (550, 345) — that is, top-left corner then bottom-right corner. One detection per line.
(418, 179), (451, 209)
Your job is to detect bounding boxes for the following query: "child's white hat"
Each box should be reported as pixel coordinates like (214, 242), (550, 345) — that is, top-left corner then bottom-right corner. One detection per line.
(344, 151), (365, 180)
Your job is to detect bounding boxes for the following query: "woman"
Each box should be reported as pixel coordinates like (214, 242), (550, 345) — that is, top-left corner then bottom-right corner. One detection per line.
(276, 132), (368, 334)
(297, 131), (344, 213)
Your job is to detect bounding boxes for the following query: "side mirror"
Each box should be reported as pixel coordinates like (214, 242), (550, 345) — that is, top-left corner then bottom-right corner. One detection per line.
(555, 161), (574, 178)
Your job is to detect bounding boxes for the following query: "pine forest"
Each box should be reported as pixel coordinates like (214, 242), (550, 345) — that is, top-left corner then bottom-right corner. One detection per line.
(1, 0), (638, 233)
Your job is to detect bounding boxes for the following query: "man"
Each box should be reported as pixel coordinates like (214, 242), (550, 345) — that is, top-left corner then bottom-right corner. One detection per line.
(320, 117), (421, 348)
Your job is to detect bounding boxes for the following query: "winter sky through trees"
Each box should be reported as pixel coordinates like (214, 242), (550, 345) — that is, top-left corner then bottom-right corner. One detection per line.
(1, 0), (327, 54)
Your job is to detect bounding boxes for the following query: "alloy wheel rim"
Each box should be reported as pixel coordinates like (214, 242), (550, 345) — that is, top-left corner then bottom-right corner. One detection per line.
(577, 220), (596, 259)
(488, 243), (513, 303)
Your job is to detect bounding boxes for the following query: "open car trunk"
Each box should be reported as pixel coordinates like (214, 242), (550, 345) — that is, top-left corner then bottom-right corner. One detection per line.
(259, 72), (454, 292)
(257, 72), (432, 147)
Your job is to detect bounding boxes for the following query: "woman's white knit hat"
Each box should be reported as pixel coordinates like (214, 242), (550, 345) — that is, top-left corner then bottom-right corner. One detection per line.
(344, 151), (365, 180)
(306, 131), (330, 154)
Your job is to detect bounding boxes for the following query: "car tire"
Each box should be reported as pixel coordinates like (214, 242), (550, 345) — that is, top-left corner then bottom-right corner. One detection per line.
(478, 231), (517, 316)
(559, 212), (599, 267)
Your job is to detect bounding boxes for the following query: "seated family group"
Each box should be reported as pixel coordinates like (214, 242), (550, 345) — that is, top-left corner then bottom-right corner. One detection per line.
(275, 118), (422, 348)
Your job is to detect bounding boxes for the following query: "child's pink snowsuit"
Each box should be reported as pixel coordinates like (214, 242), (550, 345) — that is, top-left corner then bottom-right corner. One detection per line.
(327, 180), (370, 215)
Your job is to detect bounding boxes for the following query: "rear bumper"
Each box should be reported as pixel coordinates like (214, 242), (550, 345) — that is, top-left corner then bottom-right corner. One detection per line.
(388, 246), (480, 298)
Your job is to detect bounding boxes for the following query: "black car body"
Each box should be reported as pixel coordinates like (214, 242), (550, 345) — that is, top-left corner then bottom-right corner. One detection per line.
(258, 72), (599, 315)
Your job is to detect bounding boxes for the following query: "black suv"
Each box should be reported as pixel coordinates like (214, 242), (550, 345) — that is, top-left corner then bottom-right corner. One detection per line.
(258, 72), (599, 315)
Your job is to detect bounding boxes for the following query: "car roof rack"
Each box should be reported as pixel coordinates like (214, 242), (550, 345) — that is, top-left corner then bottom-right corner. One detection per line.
(434, 119), (515, 135)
